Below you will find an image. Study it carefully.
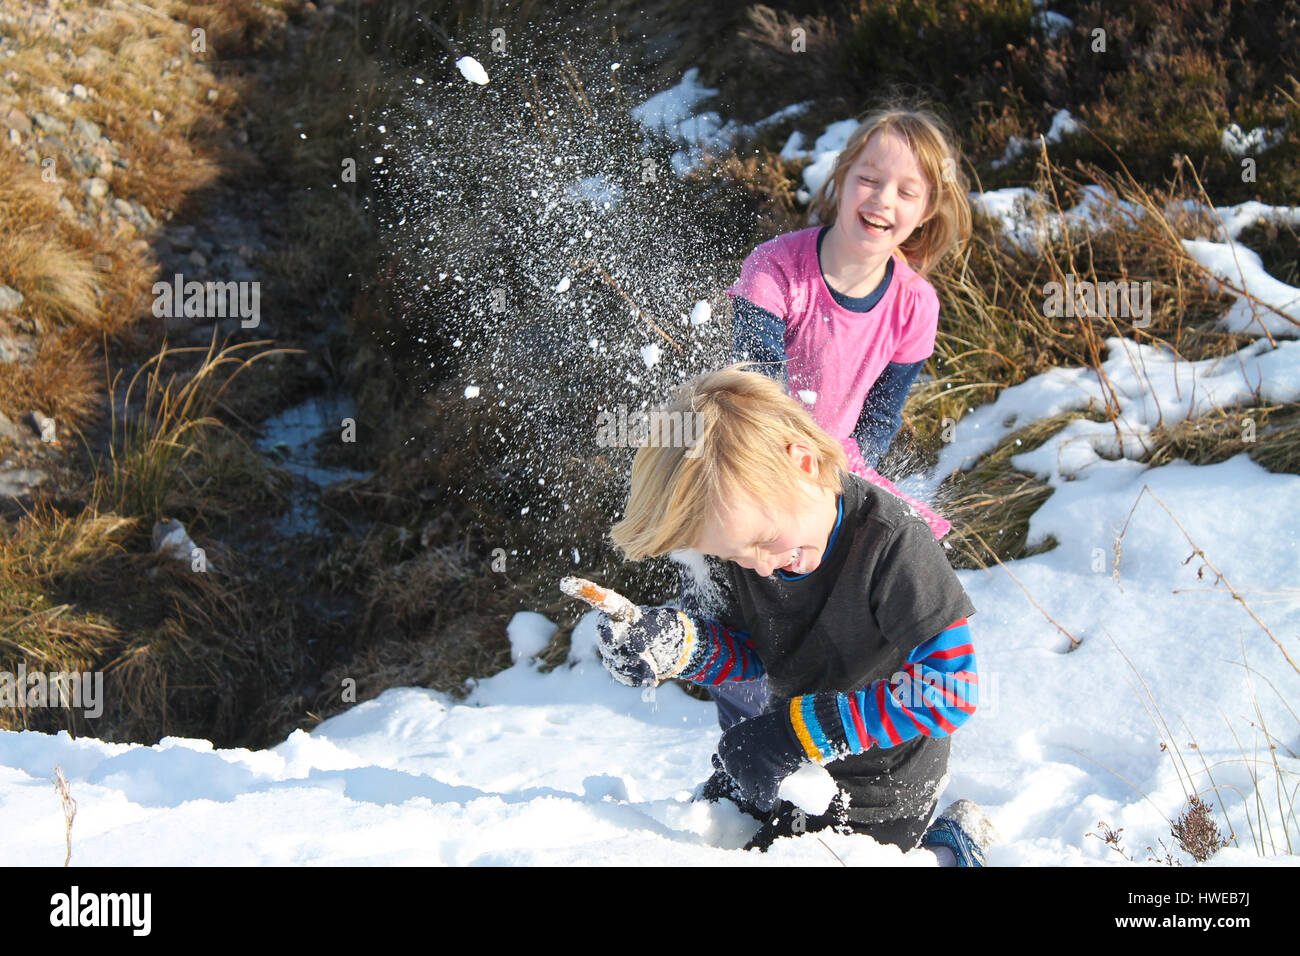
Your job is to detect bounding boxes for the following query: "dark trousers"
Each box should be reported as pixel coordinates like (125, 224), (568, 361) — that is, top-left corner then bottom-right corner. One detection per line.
(712, 679), (944, 853)
(707, 676), (771, 730)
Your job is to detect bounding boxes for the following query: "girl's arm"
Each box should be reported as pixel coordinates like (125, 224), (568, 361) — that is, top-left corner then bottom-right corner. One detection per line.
(851, 359), (925, 470)
(731, 296), (787, 384)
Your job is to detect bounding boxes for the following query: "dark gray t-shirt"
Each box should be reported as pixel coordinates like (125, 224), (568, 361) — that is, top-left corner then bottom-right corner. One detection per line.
(683, 470), (977, 824)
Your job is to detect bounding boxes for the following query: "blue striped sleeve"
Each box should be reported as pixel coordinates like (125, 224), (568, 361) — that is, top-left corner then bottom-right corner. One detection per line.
(679, 618), (766, 684)
(789, 619), (978, 762)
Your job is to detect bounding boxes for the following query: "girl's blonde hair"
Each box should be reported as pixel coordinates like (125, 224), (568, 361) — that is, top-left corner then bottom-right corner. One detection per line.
(807, 103), (972, 276)
(609, 365), (848, 561)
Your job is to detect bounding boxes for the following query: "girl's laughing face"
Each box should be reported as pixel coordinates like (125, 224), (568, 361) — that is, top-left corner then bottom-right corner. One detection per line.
(834, 128), (932, 254)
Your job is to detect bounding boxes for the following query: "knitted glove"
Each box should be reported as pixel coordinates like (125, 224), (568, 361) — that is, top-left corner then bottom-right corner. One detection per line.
(595, 607), (701, 688)
(712, 706), (814, 814)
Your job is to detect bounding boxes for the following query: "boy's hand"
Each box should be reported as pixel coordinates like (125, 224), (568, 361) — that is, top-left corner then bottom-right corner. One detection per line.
(595, 606), (696, 688)
(712, 708), (811, 814)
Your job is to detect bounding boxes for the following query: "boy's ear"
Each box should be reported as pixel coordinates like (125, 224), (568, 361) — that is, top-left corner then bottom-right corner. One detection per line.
(787, 441), (819, 477)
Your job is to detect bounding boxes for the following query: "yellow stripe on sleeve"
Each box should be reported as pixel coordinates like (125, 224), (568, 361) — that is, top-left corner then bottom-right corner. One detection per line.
(788, 697), (824, 763)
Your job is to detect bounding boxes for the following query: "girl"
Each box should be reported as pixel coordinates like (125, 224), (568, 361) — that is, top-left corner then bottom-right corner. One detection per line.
(729, 103), (971, 537)
(695, 104), (973, 739)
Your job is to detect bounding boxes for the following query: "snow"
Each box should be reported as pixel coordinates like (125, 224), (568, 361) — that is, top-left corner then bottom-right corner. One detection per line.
(565, 174), (623, 209)
(1033, 9), (1073, 39)
(991, 108), (1083, 169)
(507, 612), (556, 663)
(1221, 122), (1287, 157)
(779, 762), (838, 815)
(640, 342), (662, 369)
(799, 119), (861, 197)
(255, 394), (371, 534)
(971, 186), (1300, 339)
(7, 462), (1298, 865)
(463, 385), (480, 398)
(1183, 239), (1300, 337)
(455, 56), (489, 86)
(689, 300), (711, 326)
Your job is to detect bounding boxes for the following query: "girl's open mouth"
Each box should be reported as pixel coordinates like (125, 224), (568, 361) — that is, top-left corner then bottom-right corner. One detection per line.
(859, 212), (891, 234)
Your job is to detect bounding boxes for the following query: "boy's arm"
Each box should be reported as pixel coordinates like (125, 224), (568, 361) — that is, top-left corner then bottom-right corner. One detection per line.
(787, 618), (976, 763)
(675, 555), (765, 684)
(850, 359), (925, 471)
(713, 619), (975, 811)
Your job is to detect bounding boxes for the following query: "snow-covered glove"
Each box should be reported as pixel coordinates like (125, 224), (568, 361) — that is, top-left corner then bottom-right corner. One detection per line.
(595, 607), (700, 688)
(712, 706), (813, 814)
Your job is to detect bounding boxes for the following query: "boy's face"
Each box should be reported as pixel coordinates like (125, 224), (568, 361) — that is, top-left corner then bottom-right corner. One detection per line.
(694, 443), (840, 578)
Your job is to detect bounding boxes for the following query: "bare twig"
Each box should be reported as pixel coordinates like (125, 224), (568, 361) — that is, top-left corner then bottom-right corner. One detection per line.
(965, 526), (1081, 648)
(52, 766), (76, 867)
(1115, 485), (1300, 676)
(573, 258), (682, 350)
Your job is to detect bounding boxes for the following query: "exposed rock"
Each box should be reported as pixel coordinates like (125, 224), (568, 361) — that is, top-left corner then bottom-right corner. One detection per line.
(0, 332), (35, 365)
(72, 116), (100, 141)
(71, 151), (97, 175)
(0, 467), (47, 500)
(0, 105), (31, 134)
(27, 410), (55, 442)
(80, 176), (109, 198)
(152, 517), (208, 568)
(0, 411), (23, 443)
(0, 285), (22, 312)
(30, 110), (67, 135)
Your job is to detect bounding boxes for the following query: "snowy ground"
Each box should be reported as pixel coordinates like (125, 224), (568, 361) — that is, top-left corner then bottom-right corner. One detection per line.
(3, 86), (1300, 867)
(4, 429), (1299, 865)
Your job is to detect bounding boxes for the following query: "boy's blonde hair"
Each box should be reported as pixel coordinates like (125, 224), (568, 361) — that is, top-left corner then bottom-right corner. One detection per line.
(807, 103), (972, 277)
(609, 365), (848, 561)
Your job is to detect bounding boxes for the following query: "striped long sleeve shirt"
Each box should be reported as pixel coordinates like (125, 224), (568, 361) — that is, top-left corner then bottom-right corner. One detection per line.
(678, 613), (977, 760)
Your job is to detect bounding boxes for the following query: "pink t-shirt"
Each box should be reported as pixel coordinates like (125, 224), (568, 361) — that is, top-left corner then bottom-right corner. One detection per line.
(725, 226), (940, 459)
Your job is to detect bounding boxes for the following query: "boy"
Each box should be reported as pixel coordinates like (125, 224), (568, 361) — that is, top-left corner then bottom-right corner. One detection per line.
(596, 366), (995, 864)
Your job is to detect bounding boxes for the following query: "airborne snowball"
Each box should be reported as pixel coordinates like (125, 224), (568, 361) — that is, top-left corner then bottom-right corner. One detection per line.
(553, 276), (571, 293)
(640, 343), (662, 368)
(456, 56), (489, 85)
(689, 300), (711, 325)
(464, 385), (481, 399)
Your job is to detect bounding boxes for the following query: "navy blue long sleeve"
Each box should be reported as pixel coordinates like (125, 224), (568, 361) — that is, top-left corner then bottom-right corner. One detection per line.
(731, 296), (787, 383)
(730, 294), (922, 469)
(851, 358), (925, 470)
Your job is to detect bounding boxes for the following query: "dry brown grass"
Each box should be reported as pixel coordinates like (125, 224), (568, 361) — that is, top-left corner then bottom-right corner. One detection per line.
(0, 160), (99, 332)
